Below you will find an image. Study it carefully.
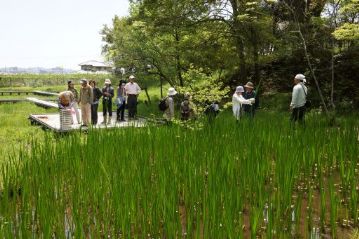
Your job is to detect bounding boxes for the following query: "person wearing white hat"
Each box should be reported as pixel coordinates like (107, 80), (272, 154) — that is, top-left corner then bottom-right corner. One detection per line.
(163, 87), (177, 122)
(290, 73), (308, 125)
(79, 79), (93, 126)
(125, 75), (141, 119)
(232, 86), (255, 121)
(101, 79), (114, 124)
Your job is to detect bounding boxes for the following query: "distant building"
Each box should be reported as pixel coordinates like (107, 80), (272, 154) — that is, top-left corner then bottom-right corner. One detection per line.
(79, 60), (113, 72)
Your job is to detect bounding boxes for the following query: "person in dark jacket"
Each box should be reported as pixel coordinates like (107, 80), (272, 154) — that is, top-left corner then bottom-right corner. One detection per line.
(243, 81), (259, 118)
(101, 79), (114, 124)
(89, 80), (102, 125)
(116, 80), (127, 122)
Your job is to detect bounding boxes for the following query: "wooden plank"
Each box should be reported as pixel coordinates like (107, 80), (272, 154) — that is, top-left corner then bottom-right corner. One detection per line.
(0, 99), (27, 103)
(0, 90), (33, 95)
(33, 91), (59, 96)
(27, 97), (59, 108)
(28, 112), (147, 133)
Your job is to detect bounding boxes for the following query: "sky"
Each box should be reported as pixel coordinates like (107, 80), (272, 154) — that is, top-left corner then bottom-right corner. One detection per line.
(0, 0), (129, 70)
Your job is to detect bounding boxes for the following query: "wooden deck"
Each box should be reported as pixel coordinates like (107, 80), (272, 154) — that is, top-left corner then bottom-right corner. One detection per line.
(29, 111), (147, 133)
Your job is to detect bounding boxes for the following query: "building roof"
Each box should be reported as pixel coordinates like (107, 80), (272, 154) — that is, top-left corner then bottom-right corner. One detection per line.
(79, 60), (112, 67)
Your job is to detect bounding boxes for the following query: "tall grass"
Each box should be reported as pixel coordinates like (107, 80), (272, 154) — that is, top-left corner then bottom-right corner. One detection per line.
(0, 112), (358, 238)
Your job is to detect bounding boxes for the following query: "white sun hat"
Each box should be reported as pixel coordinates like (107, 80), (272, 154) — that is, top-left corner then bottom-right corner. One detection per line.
(167, 87), (177, 96)
(104, 79), (111, 84)
(295, 74), (305, 81)
(235, 86), (244, 93)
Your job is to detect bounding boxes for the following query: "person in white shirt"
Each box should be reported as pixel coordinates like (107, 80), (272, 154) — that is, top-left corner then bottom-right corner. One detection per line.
(124, 75), (141, 119)
(164, 87), (177, 122)
(290, 74), (307, 125)
(232, 86), (255, 121)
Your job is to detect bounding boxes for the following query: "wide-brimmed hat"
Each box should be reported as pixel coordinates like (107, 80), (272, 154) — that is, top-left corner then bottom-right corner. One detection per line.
(129, 75), (136, 80)
(167, 87), (177, 96)
(235, 86), (244, 93)
(80, 79), (87, 84)
(105, 79), (111, 84)
(295, 74), (305, 81)
(244, 81), (254, 89)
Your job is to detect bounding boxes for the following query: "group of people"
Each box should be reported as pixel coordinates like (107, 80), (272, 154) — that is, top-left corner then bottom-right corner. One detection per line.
(58, 75), (141, 126)
(161, 74), (307, 125)
(158, 80), (259, 123)
(58, 72), (308, 126)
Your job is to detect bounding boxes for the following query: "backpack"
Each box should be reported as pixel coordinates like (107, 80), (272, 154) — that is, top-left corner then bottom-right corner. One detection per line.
(158, 97), (168, 111)
(181, 100), (191, 119)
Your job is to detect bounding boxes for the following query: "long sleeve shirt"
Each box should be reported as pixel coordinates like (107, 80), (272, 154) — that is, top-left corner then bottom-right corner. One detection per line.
(164, 96), (175, 120)
(79, 85), (93, 105)
(102, 86), (114, 101)
(124, 82), (141, 95)
(232, 94), (252, 119)
(58, 91), (75, 109)
(290, 83), (307, 108)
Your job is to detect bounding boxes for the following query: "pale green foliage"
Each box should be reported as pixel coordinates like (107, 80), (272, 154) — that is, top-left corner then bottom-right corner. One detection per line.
(176, 67), (230, 113)
(332, 0), (359, 40)
(333, 23), (359, 40)
(340, 0), (359, 16)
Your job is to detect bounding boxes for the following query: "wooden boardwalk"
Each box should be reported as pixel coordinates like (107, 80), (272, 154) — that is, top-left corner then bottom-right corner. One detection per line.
(0, 90), (59, 96)
(0, 90), (32, 96)
(29, 112), (147, 133)
(27, 97), (59, 108)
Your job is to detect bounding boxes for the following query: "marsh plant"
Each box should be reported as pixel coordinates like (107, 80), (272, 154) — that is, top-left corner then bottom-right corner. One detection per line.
(0, 113), (358, 238)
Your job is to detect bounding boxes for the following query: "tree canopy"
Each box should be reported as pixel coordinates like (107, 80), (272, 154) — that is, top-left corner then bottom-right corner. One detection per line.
(101, 0), (359, 109)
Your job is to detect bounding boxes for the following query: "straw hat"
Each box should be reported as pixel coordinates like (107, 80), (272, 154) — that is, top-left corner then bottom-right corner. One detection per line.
(167, 87), (177, 96)
(244, 81), (254, 89)
(235, 86), (244, 93)
(105, 79), (111, 84)
(129, 75), (136, 80)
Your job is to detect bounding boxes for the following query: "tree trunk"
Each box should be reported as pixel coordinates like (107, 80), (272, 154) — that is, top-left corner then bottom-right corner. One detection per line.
(230, 0), (246, 82)
(144, 87), (151, 105)
(160, 76), (163, 98)
(174, 28), (184, 86)
(251, 27), (260, 84)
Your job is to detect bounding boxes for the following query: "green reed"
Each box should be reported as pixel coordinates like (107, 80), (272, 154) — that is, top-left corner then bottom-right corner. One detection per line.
(0, 112), (357, 238)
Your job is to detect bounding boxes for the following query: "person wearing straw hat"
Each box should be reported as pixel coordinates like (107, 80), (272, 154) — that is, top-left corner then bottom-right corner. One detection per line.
(67, 80), (80, 124)
(180, 92), (195, 121)
(79, 79), (93, 126)
(164, 87), (177, 122)
(290, 74), (307, 125)
(243, 81), (259, 118)
(232, 86), (255, 121)
(101, 79), (114, 125)
(125, 75), (141, 119)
